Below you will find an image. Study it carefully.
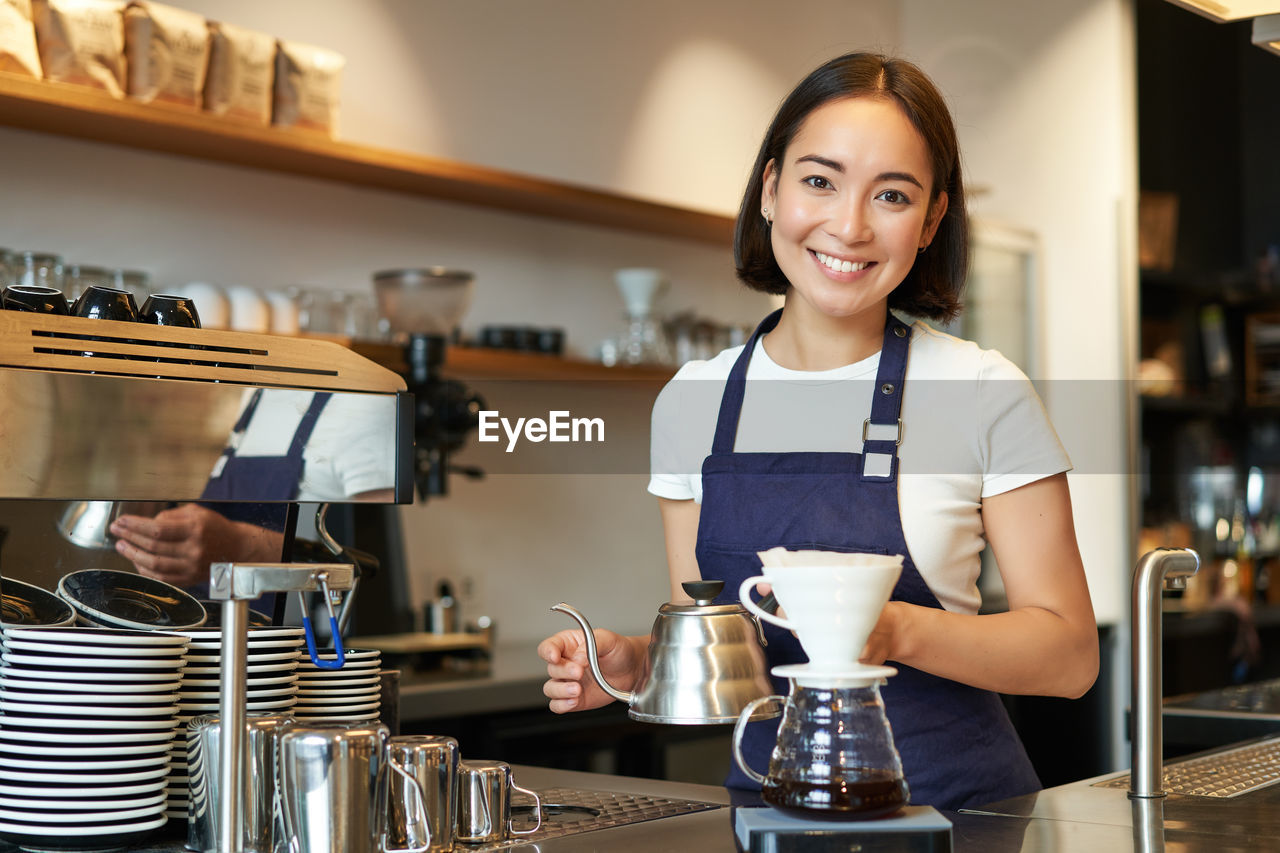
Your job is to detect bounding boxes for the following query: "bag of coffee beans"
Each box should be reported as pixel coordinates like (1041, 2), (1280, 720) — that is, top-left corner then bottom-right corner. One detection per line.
(0, 0), (42, 78)
(123, 0), (208, 108)
(31, 0), (125, 96)
(203, 18), (273, 124)
(272, 38), (344, 137)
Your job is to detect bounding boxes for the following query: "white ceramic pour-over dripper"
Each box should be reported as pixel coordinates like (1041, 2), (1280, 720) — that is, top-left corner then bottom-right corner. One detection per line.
(614, 268), (668, 317)
(741, 549), (903, 675)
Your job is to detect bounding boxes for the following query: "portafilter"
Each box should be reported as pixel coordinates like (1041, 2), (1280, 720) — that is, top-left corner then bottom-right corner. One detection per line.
(552, 580), (776, 725)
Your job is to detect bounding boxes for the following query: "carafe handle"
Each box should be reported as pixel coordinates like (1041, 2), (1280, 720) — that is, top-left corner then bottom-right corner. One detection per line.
(732, 694), (784, 785)
(739, 577), (794, 631)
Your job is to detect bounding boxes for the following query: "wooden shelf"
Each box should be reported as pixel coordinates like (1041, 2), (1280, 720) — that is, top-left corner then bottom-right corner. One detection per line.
(0, 72), (735, 246)
(347, 339), (674, 382)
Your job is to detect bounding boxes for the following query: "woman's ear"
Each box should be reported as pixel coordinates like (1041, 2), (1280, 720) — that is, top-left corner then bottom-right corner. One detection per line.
(921, 191), (949, 248)
(760, 159), (779, 217)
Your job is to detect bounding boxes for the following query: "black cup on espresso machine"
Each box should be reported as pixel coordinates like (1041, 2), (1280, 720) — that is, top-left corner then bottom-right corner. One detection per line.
(405, 334), (485, 499)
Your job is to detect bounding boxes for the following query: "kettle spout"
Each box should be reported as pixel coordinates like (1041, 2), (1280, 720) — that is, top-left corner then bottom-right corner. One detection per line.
(549, 603), (633, 704)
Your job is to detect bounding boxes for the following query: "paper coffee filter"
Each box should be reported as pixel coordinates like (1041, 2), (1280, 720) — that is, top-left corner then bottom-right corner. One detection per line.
(757, 547), (904, 571)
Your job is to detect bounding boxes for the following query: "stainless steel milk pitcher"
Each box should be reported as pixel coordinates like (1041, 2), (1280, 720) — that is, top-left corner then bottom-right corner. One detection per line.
(278, 722), (429, 853)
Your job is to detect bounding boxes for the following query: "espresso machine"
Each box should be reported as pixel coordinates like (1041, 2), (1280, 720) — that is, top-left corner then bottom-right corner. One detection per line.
(0, 308), (414, 852)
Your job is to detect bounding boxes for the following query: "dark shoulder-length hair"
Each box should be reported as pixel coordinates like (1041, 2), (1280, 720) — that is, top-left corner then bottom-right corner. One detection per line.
(734, 52), (967, 322)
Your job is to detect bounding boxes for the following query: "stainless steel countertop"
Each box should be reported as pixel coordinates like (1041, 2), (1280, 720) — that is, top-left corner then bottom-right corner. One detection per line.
(961, 764), (1280, 852)
(52, 757), (1280, 853)
(1163, 678), (1280, 750)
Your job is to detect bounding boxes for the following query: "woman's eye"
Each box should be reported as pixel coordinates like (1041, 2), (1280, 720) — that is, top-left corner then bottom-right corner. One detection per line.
(803, 175), (833, 190)
(877, 189), (911, 204)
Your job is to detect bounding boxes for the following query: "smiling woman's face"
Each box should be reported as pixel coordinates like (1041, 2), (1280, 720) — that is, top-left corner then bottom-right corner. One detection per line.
(761, 96), (948, 325)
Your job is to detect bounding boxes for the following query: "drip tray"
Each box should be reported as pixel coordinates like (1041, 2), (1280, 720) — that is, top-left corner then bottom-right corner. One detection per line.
(472, 786), (723, 850)
(1093, 737), (1280, 798)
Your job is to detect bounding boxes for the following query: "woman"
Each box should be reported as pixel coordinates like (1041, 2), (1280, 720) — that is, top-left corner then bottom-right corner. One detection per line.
(539, 52), (1098, 811)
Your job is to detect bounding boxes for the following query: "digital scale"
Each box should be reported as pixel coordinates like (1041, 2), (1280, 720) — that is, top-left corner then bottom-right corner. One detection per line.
(733, 805), (953, 853)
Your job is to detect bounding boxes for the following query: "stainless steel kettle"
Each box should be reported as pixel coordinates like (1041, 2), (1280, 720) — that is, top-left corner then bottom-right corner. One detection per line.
(551, 580), (776, 725)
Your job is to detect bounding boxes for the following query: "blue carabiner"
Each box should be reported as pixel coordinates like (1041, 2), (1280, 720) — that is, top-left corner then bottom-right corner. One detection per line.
(300, 572), (346, 670)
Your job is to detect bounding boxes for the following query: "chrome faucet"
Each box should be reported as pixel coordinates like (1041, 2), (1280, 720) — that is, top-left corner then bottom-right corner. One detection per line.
(1129, 548), (1200, 799)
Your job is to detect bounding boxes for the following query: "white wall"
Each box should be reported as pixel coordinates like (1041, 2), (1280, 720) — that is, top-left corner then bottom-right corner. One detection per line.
(177, 0), (899, 214)
(902, 0), (1138, 769)
(903, 0), (1137, 622)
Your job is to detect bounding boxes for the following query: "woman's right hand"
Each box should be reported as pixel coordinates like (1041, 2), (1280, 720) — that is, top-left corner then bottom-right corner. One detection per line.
(538, 628), (644, 714)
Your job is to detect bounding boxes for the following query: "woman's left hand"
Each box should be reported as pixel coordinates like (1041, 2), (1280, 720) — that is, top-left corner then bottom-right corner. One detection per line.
(859, 601), (908, 666)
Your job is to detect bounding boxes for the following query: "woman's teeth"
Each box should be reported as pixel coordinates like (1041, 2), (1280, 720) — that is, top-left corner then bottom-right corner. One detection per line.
(814, 252), (870, 273)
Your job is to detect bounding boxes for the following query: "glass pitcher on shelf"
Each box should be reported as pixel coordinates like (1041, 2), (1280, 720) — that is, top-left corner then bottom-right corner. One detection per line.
(610, 267), (671, 366)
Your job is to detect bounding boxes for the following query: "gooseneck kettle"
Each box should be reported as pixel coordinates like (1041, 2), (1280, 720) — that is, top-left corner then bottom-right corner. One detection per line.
(552, 580), (776, 724)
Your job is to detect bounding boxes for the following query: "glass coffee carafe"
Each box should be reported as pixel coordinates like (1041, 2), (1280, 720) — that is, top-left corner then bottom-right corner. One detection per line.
(733, 668), (908, 820)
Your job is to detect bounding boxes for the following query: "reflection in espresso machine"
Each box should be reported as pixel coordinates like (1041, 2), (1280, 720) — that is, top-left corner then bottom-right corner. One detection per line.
(0, 371), (413, 503)
(201, 388), (400, 504)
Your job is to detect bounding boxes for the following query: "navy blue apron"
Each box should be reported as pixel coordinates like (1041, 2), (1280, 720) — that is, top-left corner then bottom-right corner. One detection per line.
(696, 308), (1040, 811)
(192, 390), (332, 606)
(201, 389), (332, 507)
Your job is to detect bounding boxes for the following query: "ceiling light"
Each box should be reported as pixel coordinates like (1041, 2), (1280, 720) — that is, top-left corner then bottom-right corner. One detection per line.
(1255, 13), (1280, 54)
(1165, 0), (1280, 22)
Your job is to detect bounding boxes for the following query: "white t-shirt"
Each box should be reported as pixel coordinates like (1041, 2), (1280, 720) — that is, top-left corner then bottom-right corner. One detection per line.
(232, 389), (397, 501)
(647, 315), (1071, 614)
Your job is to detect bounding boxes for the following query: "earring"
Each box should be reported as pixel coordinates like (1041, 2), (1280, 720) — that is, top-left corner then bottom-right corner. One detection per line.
(917, 245), (927, 254)
(762, 208), (771, 224)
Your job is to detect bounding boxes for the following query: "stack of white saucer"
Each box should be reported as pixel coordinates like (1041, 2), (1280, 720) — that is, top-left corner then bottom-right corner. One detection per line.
(167, 627), (303, 820)
(0, 626), (188, 850)
(292, 648), (382, 722)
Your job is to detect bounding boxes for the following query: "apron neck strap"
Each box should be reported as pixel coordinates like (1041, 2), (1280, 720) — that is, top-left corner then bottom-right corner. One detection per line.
(234, 389), (265, 434)
(710, 309), (781, 455)
(709, 309), (913, 472)
(860, 314), (911, 480)
(288, 392), (333, 460)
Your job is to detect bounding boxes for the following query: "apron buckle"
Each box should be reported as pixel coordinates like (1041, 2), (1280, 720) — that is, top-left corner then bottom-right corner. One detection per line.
(862, 418), (903, 446)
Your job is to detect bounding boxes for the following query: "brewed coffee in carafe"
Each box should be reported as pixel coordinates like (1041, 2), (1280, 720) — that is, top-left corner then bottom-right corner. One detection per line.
(758, 680), (907, 819)
(734, 673), (908, 820)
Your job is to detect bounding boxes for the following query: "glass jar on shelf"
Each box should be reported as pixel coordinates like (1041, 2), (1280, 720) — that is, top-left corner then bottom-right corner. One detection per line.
(17, 251), (63, 291)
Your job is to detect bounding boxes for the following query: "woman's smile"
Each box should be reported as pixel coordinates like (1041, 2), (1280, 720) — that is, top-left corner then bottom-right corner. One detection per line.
(811, 249), (874, 276)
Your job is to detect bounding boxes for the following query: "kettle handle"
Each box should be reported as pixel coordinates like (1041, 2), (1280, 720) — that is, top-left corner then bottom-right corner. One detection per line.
(739, 577), (794, 631)
(549, 603), (633, 704)
(732, 694), (784, 785)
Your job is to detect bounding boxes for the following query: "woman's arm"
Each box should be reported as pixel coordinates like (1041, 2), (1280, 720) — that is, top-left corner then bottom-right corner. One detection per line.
(659, 496), (703, 602)
(861, 473), (1099, 698)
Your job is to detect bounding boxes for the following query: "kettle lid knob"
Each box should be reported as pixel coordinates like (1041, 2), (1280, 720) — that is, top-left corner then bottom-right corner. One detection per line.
(681, 580), (724, 605)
